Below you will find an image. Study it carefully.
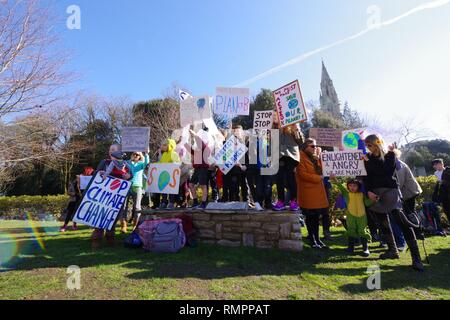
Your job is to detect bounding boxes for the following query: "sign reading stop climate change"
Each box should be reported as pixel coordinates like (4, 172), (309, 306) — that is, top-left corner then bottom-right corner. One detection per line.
(273, 80), (307, 128)
(321, 151), (367, 177)
(73, 173), (132, 230)
(147, 163), (181, 195)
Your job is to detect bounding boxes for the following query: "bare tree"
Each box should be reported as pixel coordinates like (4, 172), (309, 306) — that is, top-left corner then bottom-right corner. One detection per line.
(0, 0), (72, 118)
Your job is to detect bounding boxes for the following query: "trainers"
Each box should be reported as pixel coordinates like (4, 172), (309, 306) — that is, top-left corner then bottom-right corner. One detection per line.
(272, 200), (286, 211)
(60, 226), (67, 232)
(254, 202), (264, 211)
(362, 249), (371, 257)
(397, 245), (407, 252)
(167, 203), (175, 209)
(71, 224), (78, 231)
(289, 200), (299, 211)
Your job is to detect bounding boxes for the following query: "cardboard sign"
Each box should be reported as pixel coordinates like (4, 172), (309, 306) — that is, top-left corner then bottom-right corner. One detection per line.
(273, 80), (307, 128)
(147, 163), (181, 195)
(214, 87), (250, 116)
(342, 128), (366, 150)
(121, 127), (150, 152)
(309, 128), (342, 148)
(79, 175), (93, 190)
(253, 111), (274, 131)
(321, 151), (367, 177)
(213, 135), (248, 175)
(180, 95), (212, 127)
(73, 173), (131, 231)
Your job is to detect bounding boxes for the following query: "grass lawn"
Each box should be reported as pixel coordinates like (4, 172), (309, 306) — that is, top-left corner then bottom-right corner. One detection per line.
(0, 220), (449, 300)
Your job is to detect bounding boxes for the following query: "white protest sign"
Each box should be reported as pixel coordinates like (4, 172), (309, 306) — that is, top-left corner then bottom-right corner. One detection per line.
(121, 127), (150, 152)
(79, 175), (92, 190)
(273, 80), (307, 128)
(179, 89), (192, 101)
(180, 95), (212, 127)
(341, 128), (366, 150)
(147, 163), (181, 195)
(73, 173), (131, 231)
(321, 151), (367, 177)
(213, 135), (248, 175)
(253, 110), (274, 131)
(214, 87), (250, 116)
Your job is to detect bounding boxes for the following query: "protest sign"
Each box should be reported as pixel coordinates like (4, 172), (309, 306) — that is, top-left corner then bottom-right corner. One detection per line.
(121, 127), (150, 152)
(214, 87), (250, 116)
(309, 128), (342, 148)
(179, 89), (192, 101)
(213, 135), (248, 175)
(147, 163), (181, 195)
(273, 80), (307, 128)
(341, 128), (366, 150)
(79, 175), (92, 190)
(180, 95), (212, 127)
(253, 110), (274, 131)
(321, 151), (367, 177)
(73, 173), (131, 231)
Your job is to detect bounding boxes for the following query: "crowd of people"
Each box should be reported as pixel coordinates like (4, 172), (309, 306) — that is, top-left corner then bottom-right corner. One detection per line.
(60, 117), (450, 272)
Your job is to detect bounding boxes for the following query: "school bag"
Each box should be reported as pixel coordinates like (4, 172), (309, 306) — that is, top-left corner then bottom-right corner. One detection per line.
(138, 218), (186, 253)
(418, 202), (443, 235)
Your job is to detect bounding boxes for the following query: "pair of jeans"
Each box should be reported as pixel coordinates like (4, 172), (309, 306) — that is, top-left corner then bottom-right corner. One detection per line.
(389, 212), (406, 248)
(276, 156), (298, 202)
(255, 173), (273, 207)
(130, 187), (143, 221)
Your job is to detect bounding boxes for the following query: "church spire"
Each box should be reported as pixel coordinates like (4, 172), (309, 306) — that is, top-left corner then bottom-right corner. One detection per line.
(319, 61), (341, 119)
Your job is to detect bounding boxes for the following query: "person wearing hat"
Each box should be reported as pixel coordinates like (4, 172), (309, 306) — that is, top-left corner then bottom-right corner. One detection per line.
(330, 175), (373, 257)
(127, 150), (149, 231)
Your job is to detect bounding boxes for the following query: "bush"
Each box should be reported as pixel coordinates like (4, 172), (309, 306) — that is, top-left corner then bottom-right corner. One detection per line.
(0, 195), (70, 220)
(416, 175), (438, 205)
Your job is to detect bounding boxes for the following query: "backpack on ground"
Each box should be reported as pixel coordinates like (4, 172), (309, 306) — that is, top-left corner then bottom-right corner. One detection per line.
(124, 231), (143, 248)
(418, 202), (443, 235)
(138, 218), (186, 253)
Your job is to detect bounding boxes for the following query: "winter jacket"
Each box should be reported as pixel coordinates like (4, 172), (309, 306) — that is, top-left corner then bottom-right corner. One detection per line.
(395, 159), (422, 200)
(159, 139), (181, 163)
(363, 151), (398, 192)
(127, 153), (150, 188)
(296, 150), (329, 209)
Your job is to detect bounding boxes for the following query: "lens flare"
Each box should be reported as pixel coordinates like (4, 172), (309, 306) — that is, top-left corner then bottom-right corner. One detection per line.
(0, 232), (19, 271)
(25, 212), (46, 250)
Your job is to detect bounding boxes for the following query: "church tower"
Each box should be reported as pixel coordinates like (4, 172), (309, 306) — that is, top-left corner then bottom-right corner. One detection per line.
(319, 61), (342, 118)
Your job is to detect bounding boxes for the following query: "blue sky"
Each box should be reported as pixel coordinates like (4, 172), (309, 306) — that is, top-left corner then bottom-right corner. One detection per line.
(54, 0), (450, 141)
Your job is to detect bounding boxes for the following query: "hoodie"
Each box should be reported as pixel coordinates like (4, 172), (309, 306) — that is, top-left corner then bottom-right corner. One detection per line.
(159, 139), (181, 163)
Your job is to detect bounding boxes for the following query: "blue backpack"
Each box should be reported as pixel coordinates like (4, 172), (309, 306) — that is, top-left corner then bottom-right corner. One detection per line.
(124, 231), (143, 248)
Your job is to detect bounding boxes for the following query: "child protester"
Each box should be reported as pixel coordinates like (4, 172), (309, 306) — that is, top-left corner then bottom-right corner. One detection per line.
(127, 151), (149, 231)
(330, 174), (372, 257)
(158, 138), (181, 209)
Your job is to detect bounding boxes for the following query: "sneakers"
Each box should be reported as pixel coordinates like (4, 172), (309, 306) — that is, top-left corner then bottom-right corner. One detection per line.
(60, 226), (67, 232)
(362, 249), (371, 257)
(70, 223), (78, 231)
(167, 203), (175, 209)
(397, 245), (407, 252)
(289, 200), (299, 211)
(272, 200), (286, 211)
(254, 202), (264, 211)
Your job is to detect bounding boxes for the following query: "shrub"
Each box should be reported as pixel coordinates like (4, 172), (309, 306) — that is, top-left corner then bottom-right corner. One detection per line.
(0, 195), (70, 220)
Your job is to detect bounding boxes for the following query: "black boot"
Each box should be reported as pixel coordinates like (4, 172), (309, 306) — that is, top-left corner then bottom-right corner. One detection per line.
(407, 240), (424, 272)
(306, 217), (321, 249)
(346, 237), (355, 254)
(379, 232), (400, 260)
(360, 237), (370, 257)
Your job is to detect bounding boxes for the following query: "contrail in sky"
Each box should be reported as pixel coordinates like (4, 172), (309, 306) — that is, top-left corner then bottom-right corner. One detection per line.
(234, 0), (450, 87)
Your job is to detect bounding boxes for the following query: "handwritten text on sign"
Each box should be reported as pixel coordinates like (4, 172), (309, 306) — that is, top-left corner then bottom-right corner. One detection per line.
(73, 173), (131, 230)
(321, 151), (367, 177)
(253, 110), (274, 131)
(180, 95), (212, 127)
(214, 87), (250, 116)
(213, 135), (248, 175)
(121, 127), (150, 152)
(147, 163), (181, 195)
(273, 80), (307, 128)
(309, 128), (342, 148)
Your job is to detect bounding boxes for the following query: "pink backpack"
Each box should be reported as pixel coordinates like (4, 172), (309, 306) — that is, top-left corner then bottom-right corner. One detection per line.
(138, 218), (186, 253)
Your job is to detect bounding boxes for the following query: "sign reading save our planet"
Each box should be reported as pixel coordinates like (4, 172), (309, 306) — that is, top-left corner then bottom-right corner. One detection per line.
(73, 173), (132, 230)
(147, 163), (181, 195)
(273, 80), (308, 128)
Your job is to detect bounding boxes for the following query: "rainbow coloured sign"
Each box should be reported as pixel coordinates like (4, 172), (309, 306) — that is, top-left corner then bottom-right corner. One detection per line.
(73, 173), (132, 230)
(341, 128), (366, 150)
(147, 163), (181, 195)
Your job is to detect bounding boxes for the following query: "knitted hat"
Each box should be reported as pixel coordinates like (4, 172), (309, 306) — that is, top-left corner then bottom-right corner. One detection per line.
(111, 151), (124, 160)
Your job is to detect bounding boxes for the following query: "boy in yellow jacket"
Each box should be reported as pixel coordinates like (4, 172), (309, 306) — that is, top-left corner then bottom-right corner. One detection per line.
(156, 139), (181, 209)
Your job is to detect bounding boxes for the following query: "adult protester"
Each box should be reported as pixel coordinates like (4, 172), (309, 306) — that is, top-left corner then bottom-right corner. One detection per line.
(296, 138), (330, 249)
(432, 158), (445, 181)
(60, 167), (94, 232)
(363, 134), (424, 272)
(127, 150), (149, 231)
(92, 144), (133, 248)
(273, 118), (303, 211)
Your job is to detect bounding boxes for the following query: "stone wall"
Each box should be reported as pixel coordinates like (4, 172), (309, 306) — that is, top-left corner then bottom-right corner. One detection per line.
(141, 210), (303, 252)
